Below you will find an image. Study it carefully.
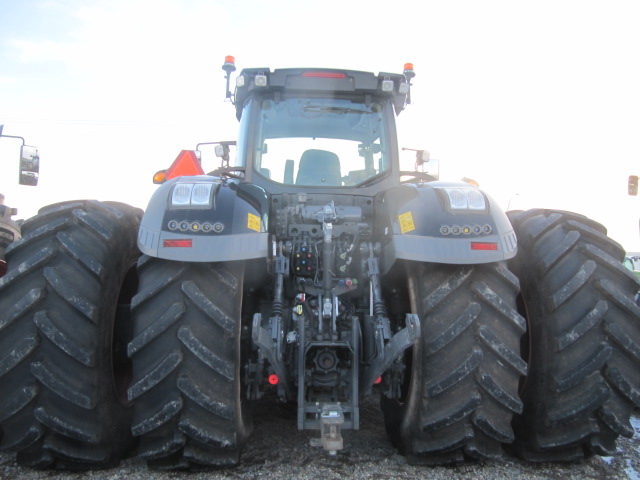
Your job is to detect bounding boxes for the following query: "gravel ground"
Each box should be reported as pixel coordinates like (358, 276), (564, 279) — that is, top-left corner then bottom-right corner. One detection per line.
(2, 394), (639, 480)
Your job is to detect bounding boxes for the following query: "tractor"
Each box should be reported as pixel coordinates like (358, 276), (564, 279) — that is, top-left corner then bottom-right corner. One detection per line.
(0, 59), (638, 470)
(0, 194), (21, 278)
(0, 126), (40, 276)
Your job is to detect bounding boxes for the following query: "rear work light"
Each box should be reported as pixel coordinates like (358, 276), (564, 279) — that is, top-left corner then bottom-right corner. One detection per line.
(381, 78), (394, 92)
(172, 183), (194, 206)
(190, 183), (214, 206)
(254, 73), (268, 87)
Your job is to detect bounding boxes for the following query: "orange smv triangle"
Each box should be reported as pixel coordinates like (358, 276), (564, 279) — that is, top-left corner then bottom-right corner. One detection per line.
(165, 150), (205, 180)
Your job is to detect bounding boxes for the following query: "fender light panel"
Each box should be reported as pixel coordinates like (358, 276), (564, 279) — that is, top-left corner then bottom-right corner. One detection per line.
(439, 187), (487, 212)
(171, 182), (214, 208)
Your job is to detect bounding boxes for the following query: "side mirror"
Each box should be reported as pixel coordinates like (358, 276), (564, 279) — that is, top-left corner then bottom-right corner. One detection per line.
(402, 148), (439, 181)
(416, 150), (430, 165)
(214, 144), (231, 162)
(19, 145), (39, 186)
(424, 157), (439, 181)
(629, 175), (638, 196)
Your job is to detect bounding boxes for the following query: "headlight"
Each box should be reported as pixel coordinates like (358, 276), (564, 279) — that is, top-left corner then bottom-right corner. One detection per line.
(191, 183), (214, 206)
(440, 187), (487, 211)
(171, 182), (214, 208)
(171, 183), (193, 206)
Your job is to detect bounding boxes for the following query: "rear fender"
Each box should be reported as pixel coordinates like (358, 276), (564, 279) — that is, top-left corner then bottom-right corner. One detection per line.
(138, 176), (269, 262)
(378, 182), (517, 269)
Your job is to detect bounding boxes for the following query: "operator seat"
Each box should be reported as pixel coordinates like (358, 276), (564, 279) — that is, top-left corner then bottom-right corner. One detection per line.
(295, 149), (342, 186)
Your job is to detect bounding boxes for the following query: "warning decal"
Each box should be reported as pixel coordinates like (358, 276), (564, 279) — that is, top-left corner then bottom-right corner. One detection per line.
(398, 211), (415, 234)
(247, 213), (261, 232)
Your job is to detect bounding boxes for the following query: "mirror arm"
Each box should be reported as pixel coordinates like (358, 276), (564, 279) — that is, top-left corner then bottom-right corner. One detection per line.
(0, 134), (25, 146)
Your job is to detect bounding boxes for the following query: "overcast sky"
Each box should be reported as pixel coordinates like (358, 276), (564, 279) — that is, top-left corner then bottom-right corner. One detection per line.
(1, 0), (639, 251)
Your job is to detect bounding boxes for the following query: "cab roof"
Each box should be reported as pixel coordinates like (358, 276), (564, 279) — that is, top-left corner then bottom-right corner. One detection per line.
(232, 67), (410, 120)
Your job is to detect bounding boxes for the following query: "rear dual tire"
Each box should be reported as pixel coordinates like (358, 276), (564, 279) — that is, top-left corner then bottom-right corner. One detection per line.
(0, 200), (141, 468)
(508, 209), (640, 461)
(127, 256), (251, 469)
(382, 261), (526, 464)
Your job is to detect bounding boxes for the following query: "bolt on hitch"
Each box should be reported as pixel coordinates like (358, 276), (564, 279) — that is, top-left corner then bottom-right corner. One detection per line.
(309, 404), (345, 455)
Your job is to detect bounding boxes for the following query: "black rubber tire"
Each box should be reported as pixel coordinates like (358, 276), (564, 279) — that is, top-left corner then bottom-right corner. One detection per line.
(508, 209), (640, 461)
(0, 200), (141, 468)
(127, 256), (251, 469)
(381, 261), (526, 464)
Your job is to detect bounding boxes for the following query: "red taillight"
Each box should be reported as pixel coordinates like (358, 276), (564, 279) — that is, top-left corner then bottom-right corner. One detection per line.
(163, 239), (193, 248)
(268, 374), (279, 385)
(471, 242), (498, 251)
(374, 376), (382, 385)
(164, 150), (205, 181)
(302, 72), (346, 78)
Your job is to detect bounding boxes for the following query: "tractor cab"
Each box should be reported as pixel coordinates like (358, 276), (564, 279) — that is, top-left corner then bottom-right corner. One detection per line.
(156, 60), (438, 191)
(225, 62), (416, 193)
